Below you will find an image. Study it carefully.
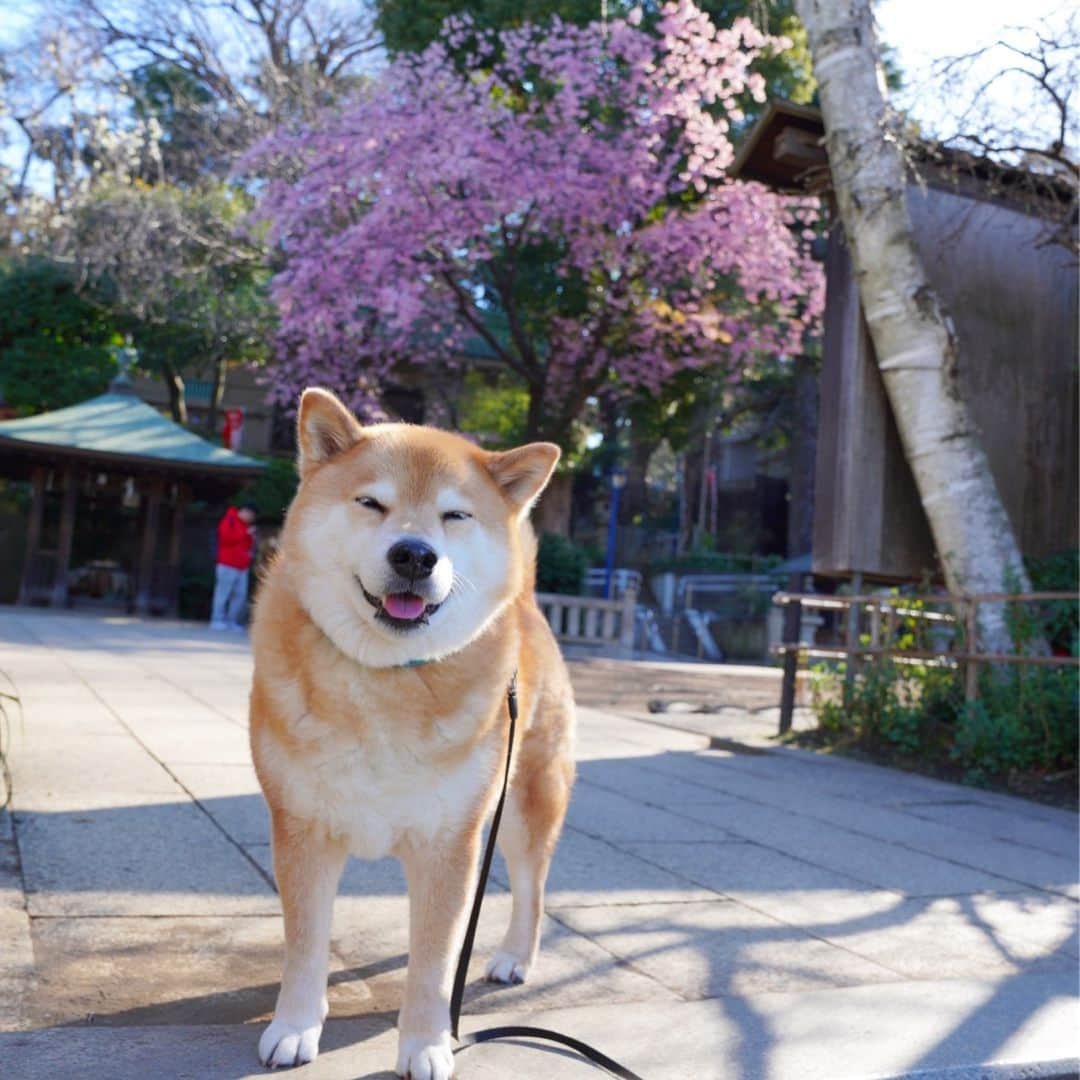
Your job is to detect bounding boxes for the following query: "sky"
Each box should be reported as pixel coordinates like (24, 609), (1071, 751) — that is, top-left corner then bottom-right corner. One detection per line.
(0, 0), (1073, 179)
(875, 0), (1073, 149)
(875, 0), (1059, 66)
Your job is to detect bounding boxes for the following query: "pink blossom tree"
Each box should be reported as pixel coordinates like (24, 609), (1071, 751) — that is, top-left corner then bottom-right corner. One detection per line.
(250, 2), (823, 445)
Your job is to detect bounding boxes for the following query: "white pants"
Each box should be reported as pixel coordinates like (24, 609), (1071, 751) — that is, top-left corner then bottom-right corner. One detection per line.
(211, 564), (249, 626)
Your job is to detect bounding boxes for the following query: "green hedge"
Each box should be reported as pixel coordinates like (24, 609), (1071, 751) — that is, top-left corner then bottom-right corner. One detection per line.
(810, 558), (1079, 789)
(652, 551), (784, 575)
(536, 532), (589, 595)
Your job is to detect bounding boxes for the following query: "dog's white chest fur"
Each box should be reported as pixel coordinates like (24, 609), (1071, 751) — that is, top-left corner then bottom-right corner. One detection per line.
(260, 687), (497, 860)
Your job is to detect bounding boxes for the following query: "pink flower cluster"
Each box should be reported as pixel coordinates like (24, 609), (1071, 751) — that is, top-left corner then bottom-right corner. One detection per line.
(249, 2), (824, 429)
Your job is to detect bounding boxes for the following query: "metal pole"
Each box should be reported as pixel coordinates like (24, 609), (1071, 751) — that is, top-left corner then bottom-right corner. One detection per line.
(778, 572), (803, 735)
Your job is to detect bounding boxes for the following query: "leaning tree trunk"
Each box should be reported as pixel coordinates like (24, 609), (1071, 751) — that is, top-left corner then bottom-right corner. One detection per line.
(207, 352), (227, 436)
(795, 0), (1031, 652)
(161, 361), (188, 426)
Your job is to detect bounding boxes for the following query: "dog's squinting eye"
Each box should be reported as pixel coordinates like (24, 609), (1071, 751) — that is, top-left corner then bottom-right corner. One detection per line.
(355, 496), (387, 513)
(442, 510), (472, 523)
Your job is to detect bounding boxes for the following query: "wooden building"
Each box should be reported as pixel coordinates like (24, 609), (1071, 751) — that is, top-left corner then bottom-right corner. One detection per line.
(732, 101), (1079, 583)
(0, 372), (263, 615)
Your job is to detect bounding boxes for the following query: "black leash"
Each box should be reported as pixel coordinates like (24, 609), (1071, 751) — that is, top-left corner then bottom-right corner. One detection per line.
(449, 673), (646, 1080)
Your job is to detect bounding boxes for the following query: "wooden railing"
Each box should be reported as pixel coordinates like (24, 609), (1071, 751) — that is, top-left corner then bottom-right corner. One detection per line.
(771, 591), (1079, 734)
(536, 589), (638, 651)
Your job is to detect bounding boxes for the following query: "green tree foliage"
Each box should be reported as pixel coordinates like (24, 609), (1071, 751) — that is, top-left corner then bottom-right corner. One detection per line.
(378, 0), (601, 55)
(536, 531), (590, 594)
(377, 0), (815, 115)
(130, 63), (233, 184)
(70, 180), (274, 422)
(454, 370), (531, 449)
(0, 259), (121, 415)
(232, 456), (299, 522)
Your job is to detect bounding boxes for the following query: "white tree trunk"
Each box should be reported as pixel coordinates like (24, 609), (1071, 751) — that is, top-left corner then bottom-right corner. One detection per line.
(795, 0), (1031, 652)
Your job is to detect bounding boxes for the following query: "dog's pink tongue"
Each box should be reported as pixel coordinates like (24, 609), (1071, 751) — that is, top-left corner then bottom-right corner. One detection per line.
(383, 593), (426, 620)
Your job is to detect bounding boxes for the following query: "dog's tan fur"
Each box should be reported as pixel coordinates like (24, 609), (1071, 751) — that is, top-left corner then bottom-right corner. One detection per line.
(249, 389), (574, 1077)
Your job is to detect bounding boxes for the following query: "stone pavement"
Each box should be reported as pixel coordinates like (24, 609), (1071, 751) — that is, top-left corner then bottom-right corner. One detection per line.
(0, 608), (1076, 1080)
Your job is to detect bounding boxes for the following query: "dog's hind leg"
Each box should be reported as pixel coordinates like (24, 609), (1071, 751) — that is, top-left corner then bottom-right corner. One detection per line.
(259, 808), (346, 1068)
(486, 728), (574, 985)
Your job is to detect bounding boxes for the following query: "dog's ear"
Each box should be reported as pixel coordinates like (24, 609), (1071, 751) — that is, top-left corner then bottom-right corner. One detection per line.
(297, 388), (364, 478)
(486, 442), (561, 515)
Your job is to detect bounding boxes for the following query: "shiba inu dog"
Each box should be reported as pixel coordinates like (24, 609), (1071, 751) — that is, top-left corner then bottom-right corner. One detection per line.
(249, 388), (575, 1078)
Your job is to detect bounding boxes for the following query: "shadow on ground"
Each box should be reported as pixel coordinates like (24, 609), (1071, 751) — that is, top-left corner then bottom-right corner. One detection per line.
(10, 743), (1078, 1079)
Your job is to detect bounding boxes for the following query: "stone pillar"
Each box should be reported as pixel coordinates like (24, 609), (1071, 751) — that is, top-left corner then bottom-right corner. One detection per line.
(164, 483), (190, 618)
(50, 467), (79, 608)
(135, 475), (164, 615)
(17, 465), (47, 606)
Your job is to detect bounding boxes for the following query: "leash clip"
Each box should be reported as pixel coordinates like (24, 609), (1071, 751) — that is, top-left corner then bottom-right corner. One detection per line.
(507, 670), (519, 721)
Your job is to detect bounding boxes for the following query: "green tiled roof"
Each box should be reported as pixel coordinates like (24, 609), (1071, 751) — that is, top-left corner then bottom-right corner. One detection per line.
(0, 392), (264, 472)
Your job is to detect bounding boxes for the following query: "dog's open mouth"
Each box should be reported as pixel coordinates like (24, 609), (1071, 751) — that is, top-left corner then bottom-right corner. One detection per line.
(357, 578), (442, 631)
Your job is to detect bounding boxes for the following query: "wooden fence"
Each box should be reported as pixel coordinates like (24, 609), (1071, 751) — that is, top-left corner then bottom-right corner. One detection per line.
(771, 591), (1079, 735)
(535, 589), (638, 652)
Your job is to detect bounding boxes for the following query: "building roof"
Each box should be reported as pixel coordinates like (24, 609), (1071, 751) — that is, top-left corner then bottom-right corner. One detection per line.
(731, 99), (1076, 218)
(730, 100), (829, 192)
(0, 391), (265, 476)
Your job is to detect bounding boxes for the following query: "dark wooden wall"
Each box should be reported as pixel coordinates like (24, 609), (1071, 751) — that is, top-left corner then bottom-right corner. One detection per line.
(910, 184), (1078, 559)
(813, 185), (1078, 582)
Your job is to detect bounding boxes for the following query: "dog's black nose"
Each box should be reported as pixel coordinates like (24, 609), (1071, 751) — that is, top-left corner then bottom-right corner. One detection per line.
(387, 538), (438, 580)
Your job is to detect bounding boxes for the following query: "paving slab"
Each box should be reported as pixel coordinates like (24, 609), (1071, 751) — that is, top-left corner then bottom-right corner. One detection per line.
(630, 765), (1039, 897)
(16, 797), (277, 917)
(11, 733), (186, 804)
(657, 772), (1078, 897)
(892, 798), (1079, 859)
(0, 608), (1076, 1080)
(1, 972), (1077, 1080)
(553, 897), (899, 997)
(575, 757), (744, 810)
(627, 837), (874, 897)
(806, 893), (1078, 981)
(536, 825), (717, 908)
(22, 915), (287, 1028)
(565, 781), (735, 843)
(0, 811), (34, 1032)
(166, 766), (269, 846)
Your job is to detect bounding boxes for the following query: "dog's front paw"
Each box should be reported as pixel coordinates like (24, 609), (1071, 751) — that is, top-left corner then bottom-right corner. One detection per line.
(485, 949), (530, 985)
(396, 1031), (454, 1080)
(258, 1016), (323, 1068)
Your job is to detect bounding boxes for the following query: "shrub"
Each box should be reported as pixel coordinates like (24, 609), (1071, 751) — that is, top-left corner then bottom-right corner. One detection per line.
(536, 532), (589, 595)
(178, 550), (216, 621)
(812, 659), (941, 759)
(652, 551), (784, 575)
(1025, 549), (1079, 654)
(233, 457), (299, 522)
(952, 664), (1078, 782)
(811, 638), (1077, 788)
(808, 574), (1078, 789)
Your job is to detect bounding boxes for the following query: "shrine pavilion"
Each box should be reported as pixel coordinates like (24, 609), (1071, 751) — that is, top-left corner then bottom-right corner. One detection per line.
(0, 366), (263, 616)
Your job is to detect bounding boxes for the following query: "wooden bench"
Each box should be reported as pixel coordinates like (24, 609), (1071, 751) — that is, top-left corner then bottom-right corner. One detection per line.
(535, 590), (638, 652)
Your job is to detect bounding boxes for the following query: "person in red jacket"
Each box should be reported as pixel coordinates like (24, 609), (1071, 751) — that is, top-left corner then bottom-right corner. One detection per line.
(210, 504), (257, 631)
